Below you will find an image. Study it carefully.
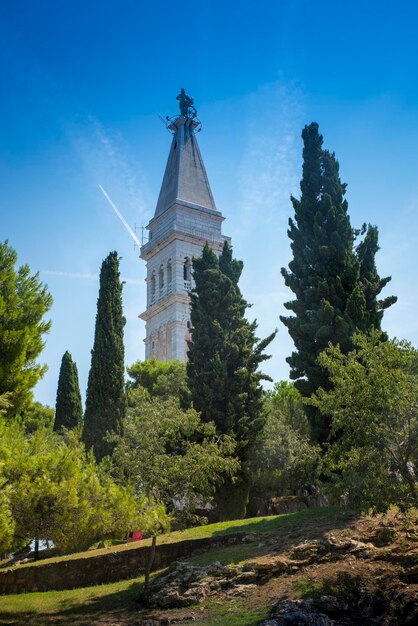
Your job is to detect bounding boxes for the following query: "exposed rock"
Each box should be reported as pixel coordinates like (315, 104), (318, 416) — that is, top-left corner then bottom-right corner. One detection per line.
(226, 583), (258, 596)
(288, 539), (327, 561)
(287, 536), (374, 565)
(261, 597), (346, 625)
(248, 556), (289, 577)
(144, 561), (234, 608)
(143, 557), (290, 609)
(267, 600), (333, 625)
(324, 535), (373, 554)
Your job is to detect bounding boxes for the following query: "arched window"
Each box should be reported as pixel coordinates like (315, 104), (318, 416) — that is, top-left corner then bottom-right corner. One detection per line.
(159, 264), (164, 291)
(167, 259), (172, 284)
(150, 271), (156, 304)
(183, 257), (191, 282)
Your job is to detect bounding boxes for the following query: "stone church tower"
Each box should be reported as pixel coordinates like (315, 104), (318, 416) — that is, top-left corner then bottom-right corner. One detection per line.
(140, 91), (230, 362)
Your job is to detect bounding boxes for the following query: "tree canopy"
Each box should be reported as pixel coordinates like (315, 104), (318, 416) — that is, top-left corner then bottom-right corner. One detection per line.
(0, 241), (52, 417)
(111, 390), (237, 527)
(187, 242), (276, 458)
(248, 383), (320, 505)
(0, 420), (140, 554)
(310, 330), (418, 512)
(127, 357), (189, 406)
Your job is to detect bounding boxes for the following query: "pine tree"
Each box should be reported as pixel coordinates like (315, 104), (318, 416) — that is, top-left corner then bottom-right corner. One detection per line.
(0, 241), (52, 416)
(83, 252), (126, 460)
(54, 351), (83, 431)
(187, 242), (276, 518)
(281, 123), (396, 443)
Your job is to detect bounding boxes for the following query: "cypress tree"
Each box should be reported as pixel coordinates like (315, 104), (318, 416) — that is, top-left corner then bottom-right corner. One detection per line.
(54, 351), (83, 431)
(355, 224), (397, 333)
(281, 123), (396, 443)
(83, 251), (126, 460)
(187, 242), (276, 518)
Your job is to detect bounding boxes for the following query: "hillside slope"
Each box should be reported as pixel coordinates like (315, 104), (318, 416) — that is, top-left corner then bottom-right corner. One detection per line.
(0, 508), (417, 625)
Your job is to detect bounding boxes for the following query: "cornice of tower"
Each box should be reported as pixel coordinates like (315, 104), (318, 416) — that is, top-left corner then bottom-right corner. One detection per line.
(140, 229), (227, 262)
(139, 291), (190, 322)
(147, 199), (223, 229)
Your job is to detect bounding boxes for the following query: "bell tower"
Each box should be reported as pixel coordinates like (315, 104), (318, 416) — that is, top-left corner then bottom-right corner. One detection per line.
(140, 90), (230, 362)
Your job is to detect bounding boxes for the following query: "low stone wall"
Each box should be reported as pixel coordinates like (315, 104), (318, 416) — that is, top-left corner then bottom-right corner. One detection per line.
(0, 532), (245, 596)
(247, 494), (327, 518)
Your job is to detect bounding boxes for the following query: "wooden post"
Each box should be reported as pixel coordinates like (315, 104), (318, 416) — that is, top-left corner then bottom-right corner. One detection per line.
(143, 535), (157, 598)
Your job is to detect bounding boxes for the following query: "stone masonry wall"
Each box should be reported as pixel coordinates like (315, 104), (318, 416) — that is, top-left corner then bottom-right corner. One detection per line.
(0, 532), (245, 596)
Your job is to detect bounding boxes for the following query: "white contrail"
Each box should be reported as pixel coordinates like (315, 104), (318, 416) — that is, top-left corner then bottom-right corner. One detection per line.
(41, 270), (144, 285)
(99, 184), (142, 247)
(42, 270), (98, 280)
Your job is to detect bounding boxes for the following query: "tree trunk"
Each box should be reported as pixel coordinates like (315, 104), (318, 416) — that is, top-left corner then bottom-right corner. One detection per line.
(143, 535), (157, 598)
(402, 464), (418, 506)
(34, 538), (39, 561)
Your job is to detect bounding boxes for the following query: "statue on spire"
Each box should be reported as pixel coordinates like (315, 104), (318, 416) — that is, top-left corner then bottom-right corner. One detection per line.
(177, 88), (197, 118)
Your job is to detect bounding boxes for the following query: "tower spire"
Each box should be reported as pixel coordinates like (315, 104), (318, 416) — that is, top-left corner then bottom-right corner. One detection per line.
(154, 91), (217, 218)
(139, 91), (230, 362)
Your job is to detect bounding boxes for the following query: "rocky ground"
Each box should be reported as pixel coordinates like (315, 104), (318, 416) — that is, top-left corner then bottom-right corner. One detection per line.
(1, 509), (417, 625)
(136, 510), (418, 625)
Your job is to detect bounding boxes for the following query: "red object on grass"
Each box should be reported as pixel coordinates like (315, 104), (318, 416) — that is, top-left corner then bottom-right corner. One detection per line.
(127, 530), (143, 542)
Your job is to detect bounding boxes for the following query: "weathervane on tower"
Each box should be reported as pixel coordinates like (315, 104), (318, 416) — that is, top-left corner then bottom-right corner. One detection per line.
(176, 88), (197, 118)
(164, 89), (201, 134)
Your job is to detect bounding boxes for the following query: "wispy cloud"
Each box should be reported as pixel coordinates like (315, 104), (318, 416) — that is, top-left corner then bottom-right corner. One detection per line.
(67, 115), (152, 230)
(235, 80), (305, 244)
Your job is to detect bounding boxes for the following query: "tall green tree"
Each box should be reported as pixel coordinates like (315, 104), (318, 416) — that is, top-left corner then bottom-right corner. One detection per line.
(281, 123), (395, 443)
(356, 224), (397, 333)
(83, 251), (126, 460)
(310, 331), (418, 512)
(187, 242), (276, 518)
(54, 351), (83, 431)
(0, 241), (52, 416)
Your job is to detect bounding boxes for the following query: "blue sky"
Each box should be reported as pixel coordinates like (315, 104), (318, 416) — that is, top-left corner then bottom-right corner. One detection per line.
(1, 0), (418, 407)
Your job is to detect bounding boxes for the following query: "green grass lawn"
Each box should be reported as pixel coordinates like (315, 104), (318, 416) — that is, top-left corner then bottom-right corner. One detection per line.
(0, 508), (348, 626)
(1, 506), (336, 571)
(0, 576), (143, 625)
(0, 576), (269, 626)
